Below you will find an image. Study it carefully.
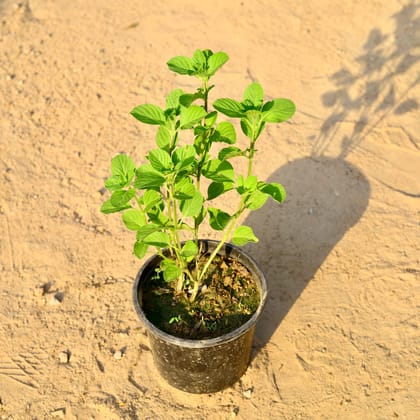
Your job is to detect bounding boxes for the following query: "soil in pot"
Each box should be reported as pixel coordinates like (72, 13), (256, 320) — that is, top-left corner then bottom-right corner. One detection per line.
(141, 252), (260, 340)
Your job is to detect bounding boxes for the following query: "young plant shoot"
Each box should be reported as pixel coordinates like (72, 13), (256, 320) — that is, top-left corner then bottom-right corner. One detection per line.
(101, 49), (295, 303)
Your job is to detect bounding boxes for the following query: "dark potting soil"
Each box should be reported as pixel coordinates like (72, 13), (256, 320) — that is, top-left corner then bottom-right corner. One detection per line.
(141, 254), (260, 340)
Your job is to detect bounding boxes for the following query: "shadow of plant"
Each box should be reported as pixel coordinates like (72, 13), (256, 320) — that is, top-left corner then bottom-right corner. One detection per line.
(244, 2), (420, 350)
(242, 2), (420, 349)
(245, 157), (370, 347)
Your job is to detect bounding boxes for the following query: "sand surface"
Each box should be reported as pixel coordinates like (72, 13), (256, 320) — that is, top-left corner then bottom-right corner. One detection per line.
(0, 0), (419, 418)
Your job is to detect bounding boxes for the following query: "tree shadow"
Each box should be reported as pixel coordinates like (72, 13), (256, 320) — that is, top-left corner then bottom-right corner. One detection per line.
(312, 1), (420, 159)
(245, 157), (370, 347)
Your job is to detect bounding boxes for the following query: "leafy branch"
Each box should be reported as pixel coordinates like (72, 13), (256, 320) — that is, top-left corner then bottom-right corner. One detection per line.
(101, 49), (295, 302)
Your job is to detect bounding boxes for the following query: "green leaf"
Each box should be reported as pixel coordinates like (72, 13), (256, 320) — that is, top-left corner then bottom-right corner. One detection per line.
(130, 104), (166, 125)
(180, 105), (206, 129)
(202, 159), (235, 183)
(179, 92), (203, 107)
(142, 189), (163, 211)
(218, 147), (245, 160)
(244, 175), (258, 191)
(213, 98), (244, 118)
(146, 207), (169, 226)
(255, 120), (266, 139)
(207, 181), (234, 200)
(122, 209), (147, 230)
(207, 52), (229, 76)
(259, 182), (286, 202)
(166, 88), (184, 109)
(111, 154), (135, 178)
(231, 225), (259, 246)
(172, 145), (196, 171)
(161, 260), (183, 282)
(240, 110), (264, 140)
(240, 118), (253, 139)
(208, 207), (231, 231)
(180, 190), (204, 217)
(174, 178), (196, 200)
(100, 199), (131, 214)
(214, 121), (236, 144)
(156, 125), (171, 151)
(195, 206), (207, 226)
(181, 240), (199, 258)
(143, 231), (170, 247)
(136, 224), (162, 241)
(148, 149), (173, 172)
(134, 241), (149, 259)
(243, 82), (264, 108)
(104, 175), (125, 191)
(110, 189), (136, 207)
(237, 175), (259, 195)
(105, 154), (136, 190)
(205, 111), (218, 127)
(167, 55), (195, 75)
(134, 164), (166, 189)
(262, 98), (296, 123)
(192, 49), (206, 69)
(245, 189), (268, 210)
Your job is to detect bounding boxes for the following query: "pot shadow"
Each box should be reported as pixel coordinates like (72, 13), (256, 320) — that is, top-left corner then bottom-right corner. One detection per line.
(243, 156), (370, 349)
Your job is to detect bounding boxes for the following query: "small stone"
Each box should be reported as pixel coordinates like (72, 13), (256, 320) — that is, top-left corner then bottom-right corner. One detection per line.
(50, 408), (66, 418)
(113, 350), (122, 360)
(46, 294), (62, 305)
(58, 351), (69, 364)
(243, 388), (253, 399)
(231, 407), (240, 417)
(95, 225), (105, 233)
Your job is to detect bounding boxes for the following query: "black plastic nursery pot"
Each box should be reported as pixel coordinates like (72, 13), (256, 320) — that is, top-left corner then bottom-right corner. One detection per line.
(132, 240), (268, 394)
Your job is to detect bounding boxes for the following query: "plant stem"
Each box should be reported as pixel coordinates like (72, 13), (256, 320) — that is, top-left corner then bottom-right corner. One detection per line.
(167, 181), (186, 291)
(194, 131), (257, 290)
(196, 196), (246, 285)
(203, 78), (209, 112)
(247, 133), (259, 176)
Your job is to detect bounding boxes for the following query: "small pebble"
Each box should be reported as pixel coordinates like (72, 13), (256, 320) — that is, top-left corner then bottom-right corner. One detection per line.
(243, 388), (253, 399)
(113, 350), (123, 360)
(50, 408), (65, 418)
(58, 351), (69, 364)
(46, 294), (62, 305)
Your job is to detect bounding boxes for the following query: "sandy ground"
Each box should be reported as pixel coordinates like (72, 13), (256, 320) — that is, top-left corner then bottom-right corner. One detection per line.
(0, 0), (419, 418)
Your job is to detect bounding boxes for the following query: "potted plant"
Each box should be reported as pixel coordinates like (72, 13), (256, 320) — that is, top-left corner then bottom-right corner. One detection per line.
(101, 49), (295, 393)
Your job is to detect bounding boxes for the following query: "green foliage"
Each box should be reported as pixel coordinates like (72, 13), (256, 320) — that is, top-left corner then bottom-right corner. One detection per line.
(231, 226), (259, 246)
(101, 48), (295, 301)
(130, 104), (166, 125)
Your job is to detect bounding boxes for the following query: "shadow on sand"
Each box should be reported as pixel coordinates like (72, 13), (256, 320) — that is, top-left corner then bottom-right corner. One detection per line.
(245, 157), (370, 348)
(247, 2), (419, 350)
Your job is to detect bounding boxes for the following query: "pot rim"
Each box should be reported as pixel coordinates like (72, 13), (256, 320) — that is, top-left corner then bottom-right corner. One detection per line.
(132, 240), (268, 349)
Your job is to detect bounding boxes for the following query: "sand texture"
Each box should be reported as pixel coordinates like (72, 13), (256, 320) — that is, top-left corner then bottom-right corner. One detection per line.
(0, 0), (419, 418)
